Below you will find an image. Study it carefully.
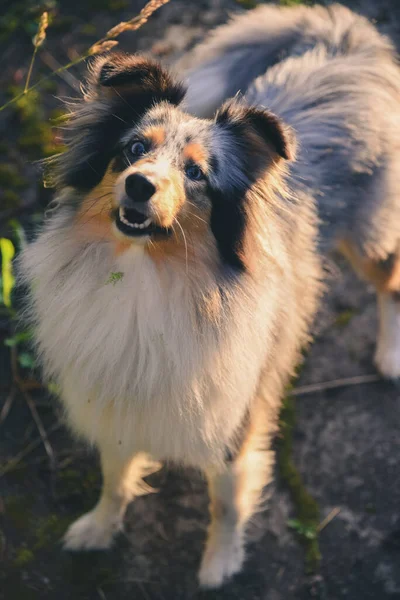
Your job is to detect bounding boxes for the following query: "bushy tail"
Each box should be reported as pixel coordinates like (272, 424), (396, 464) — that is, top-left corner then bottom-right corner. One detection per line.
(180, 3), (395, 117)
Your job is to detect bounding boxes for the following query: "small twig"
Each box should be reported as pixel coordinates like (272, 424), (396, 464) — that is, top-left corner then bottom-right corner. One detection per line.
(10, 345), (18, 381)
(2, 448), (85, 472)
(292, 374), (381, 397)
(0, 421), (62, 477)
(317, 507), (341, 533)
(10, 346), (56, 471)
(21, 387), (56, 470)
(0, 386), (16, 425)
(97, 588), (107, 600)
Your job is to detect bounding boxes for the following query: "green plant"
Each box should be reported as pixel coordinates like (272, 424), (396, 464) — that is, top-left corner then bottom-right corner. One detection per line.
(277, 394), (321, 572)
(0, 238), (15, 308)
(105, 271), (124, 285)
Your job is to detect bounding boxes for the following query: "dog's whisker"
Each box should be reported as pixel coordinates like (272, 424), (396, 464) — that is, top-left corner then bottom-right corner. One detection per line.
(174, 218), (189, 275)
(185, 211), (207, 225)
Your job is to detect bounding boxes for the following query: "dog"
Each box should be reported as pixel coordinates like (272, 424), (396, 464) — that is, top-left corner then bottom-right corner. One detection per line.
(19, 3), (400, 588)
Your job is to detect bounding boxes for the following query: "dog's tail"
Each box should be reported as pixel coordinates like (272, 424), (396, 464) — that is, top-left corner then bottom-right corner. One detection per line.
(181, 3), (395, 117)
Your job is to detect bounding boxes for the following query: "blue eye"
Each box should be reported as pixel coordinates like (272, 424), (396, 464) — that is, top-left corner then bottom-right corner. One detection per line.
(130, 141), (146, 157)
(185, 164), (204, 181)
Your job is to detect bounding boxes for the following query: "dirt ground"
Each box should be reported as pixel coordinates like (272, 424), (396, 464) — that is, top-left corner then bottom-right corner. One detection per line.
(1, 1), (400, 599)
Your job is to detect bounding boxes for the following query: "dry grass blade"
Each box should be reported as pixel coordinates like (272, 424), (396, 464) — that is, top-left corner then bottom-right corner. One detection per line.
(21, 388), (56, 470)
(33, 11), (49, 48)
(317, 507), (341, 532)
(0, 0), (171, 113)
(105, 0), (170, 38)
(89, 41), (119, 56)
(292, 374), (381, 397)
(24, 11), (49, 93)
(0, 421), (62, 477)
(10, 346), (56, 471)
(0, 387), (16, 425)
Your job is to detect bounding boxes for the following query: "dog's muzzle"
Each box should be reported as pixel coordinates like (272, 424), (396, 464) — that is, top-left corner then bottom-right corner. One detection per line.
(115, 173), (170, 238)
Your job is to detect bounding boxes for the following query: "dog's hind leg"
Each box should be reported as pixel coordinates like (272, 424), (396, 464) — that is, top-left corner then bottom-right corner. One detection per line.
(375, 291), (400, 379)
(338, 239), (400, 379)
(63, 449), (160, 551)
(199, 398), (276, 588)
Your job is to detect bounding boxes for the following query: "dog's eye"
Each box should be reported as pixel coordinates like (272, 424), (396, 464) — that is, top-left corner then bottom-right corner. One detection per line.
(185, 164), (204, 181)
(130, 141), (146, 157)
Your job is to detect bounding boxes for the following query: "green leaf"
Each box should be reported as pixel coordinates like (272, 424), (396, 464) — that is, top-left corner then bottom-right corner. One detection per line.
(287, 519), (317, 540)
(105, 271), (124, 286)
(287, 519), (303, 531)
(8, 219), (27, 250)
(0, 238), (15, 308)
(18, 352), (35, 369)
(4, 330), (34, 347)
(47, 382), (61, 396)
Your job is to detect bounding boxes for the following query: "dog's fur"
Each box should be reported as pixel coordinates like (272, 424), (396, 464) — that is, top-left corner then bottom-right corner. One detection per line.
(19, 3), (400, 588)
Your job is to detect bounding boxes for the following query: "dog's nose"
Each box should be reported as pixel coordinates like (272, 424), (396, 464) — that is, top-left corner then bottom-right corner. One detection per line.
(125, 174), (156, 203)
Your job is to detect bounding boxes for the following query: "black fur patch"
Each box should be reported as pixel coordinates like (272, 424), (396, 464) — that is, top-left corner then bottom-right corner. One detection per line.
(98, 54), (186, 107)
(112, 152), (129, 174)
(56, 54), (186, 191)
(208, 101), (294, 271)
(208, 184), (247, 272)
(209, 154), (220, 176)
(216, 100), (294, 161)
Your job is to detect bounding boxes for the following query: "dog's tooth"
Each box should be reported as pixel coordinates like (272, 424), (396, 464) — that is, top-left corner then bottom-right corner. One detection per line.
(118, 208), (151, 230)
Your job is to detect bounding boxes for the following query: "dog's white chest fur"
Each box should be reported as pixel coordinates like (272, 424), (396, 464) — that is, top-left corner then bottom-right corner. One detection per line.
(22, 225), (273, 468)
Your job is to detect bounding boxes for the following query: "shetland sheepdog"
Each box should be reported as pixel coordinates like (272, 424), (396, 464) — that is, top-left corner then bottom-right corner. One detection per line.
(20, 3), (400, 588)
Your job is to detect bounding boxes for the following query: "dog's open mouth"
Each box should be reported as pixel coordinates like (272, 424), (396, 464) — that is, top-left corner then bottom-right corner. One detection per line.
(115, 207), (170, 238)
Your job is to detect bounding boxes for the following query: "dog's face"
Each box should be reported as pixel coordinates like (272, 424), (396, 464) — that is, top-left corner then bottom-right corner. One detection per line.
(53, 53), (294, 271)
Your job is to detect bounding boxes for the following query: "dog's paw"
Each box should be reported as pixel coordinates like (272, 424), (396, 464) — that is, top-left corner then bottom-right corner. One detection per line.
(375, 344), (400, 379)
(198, 534), (245, 588)
(63, 510), (122, 551)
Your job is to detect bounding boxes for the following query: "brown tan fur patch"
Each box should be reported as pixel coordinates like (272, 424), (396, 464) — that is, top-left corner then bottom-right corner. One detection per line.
(146, 189), (215, 271)
(146, 126), (166, 147)
(74, 168), (117, 245)
(183, 142), (208, 167)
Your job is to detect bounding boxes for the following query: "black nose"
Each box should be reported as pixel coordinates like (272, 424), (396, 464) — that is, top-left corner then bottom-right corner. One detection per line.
(125, 173), (155, 203)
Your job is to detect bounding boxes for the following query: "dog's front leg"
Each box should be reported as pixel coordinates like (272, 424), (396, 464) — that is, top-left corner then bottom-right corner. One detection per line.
(199, 399), (276, 588)
(63, 448), (161, 551)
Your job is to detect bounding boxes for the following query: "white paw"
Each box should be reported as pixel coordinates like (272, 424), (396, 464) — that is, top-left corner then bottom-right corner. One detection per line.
(198, 534), (245, 588)
(375, 345), (400, 379)
(63, 510), (122, 551)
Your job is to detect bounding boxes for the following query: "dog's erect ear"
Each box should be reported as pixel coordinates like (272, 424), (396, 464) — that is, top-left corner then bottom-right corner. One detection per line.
(88, 53), (186, 106)
(215, 100), (296, 161)
(50, 54), (186, 192)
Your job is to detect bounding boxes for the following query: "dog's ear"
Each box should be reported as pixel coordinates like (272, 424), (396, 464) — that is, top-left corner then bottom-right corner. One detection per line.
(88, 53), (186, 106)
(50, 54), (186, 192)
(215, 100), (296, 161)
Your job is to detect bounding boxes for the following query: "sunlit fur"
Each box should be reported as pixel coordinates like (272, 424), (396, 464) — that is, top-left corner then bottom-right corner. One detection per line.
(179, 4), (400, 583)
(20, 97), (319, 468)
(183, 3), (400, 376)
(18, 3), (400, 589)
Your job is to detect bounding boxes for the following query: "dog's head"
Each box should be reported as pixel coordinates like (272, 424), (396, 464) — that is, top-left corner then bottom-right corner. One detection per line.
(52, 53), (295, 271)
